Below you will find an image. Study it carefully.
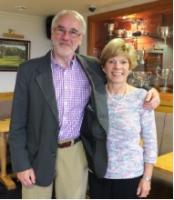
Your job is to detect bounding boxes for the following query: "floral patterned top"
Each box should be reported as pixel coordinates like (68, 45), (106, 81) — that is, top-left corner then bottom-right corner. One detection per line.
(104, 88), (157, 179)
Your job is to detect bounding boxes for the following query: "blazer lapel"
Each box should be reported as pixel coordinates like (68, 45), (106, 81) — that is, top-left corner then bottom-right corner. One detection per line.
(93, 86), (108, 133)
(77, 55), (109, 133)
(36, 52), (58, 122)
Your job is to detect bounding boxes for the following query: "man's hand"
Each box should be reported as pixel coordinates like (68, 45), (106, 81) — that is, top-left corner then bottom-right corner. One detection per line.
(144, 88), (160, 109)
(17, 168), (36, 187)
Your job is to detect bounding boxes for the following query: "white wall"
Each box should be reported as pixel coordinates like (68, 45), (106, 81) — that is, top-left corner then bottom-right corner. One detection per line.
(0, 12), (51, 92)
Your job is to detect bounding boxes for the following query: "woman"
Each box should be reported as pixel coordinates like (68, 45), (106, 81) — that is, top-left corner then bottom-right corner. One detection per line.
(82, 38), (158, 199)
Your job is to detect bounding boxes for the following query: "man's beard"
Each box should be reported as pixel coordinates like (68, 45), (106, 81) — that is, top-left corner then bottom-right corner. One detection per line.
(52, 41), (76, 57)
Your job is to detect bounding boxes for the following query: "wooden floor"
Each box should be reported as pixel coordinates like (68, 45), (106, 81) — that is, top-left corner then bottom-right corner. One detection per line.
(0, 180), (21, 199)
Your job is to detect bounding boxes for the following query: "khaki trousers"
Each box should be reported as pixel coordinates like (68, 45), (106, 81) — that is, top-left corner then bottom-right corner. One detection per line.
(22, 141), (88, 199)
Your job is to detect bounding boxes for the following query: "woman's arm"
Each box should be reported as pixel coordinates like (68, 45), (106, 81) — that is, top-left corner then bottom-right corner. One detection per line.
(136, 163), (153, 198)
(137, 104), (158, 198)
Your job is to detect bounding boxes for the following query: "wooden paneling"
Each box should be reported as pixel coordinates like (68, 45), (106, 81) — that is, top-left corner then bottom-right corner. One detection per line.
(0, 92), (13, 101)
(88, 0), (172, 55)
(88, 0), (172, 22)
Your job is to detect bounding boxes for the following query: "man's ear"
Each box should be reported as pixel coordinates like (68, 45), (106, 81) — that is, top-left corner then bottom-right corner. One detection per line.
(102, 66), (106, 73)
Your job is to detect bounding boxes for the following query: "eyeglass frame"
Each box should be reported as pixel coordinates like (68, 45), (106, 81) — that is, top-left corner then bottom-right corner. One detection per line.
(53, 25), (82, 38)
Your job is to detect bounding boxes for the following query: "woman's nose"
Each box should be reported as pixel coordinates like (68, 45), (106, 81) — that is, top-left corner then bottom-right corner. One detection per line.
(113, 61), (120, 68)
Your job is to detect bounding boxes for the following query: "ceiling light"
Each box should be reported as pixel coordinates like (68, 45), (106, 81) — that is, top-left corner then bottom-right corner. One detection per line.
(15, 5), (27, 11)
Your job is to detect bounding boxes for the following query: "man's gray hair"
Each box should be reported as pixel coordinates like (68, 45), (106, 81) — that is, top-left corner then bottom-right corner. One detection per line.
(51, 10), (86, 34)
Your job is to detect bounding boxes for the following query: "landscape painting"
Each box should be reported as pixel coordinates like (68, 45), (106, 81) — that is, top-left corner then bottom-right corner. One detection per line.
(0, 38), (30, 71)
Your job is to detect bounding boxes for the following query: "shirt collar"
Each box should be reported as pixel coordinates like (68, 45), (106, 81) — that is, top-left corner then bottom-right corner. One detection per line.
(51, 50), (76, 70)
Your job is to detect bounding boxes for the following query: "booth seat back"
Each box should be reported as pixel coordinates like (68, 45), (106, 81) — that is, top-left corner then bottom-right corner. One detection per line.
(0, 99), (12, 120)
(153, 111), (173, 185)
(155, 112), (173, 155)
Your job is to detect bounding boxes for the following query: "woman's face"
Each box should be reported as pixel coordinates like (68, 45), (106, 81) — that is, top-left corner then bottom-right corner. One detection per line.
(103, 55), (130, 85)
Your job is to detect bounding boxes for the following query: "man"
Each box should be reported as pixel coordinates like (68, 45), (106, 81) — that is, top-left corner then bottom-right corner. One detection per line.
(9, 10), (160, 199)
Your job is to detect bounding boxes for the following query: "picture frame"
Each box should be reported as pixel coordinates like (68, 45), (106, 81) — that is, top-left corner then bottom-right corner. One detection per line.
(0, 38), (31, 71)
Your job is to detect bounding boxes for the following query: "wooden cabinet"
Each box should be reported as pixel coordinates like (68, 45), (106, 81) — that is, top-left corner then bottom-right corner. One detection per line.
(87, 0), (173, 92)
(87, 0), (172, 57)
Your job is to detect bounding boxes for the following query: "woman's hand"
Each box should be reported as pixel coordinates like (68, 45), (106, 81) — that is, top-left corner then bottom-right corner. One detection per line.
(136, 178), (151, 198)
(144, 88), (160, 109)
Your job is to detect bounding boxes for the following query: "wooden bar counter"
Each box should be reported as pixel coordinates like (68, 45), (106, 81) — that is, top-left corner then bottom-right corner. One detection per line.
(0, 118), (16, 190)
(155, 92), (173, 113)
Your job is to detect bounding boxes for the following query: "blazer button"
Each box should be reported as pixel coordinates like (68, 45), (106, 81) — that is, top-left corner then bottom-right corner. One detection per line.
(52, 152), (56, 157)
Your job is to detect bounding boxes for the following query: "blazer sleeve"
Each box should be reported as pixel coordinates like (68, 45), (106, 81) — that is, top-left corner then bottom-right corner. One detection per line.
(8, 63), (32, 172)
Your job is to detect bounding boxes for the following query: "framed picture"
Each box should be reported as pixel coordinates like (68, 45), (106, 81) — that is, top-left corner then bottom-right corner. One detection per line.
(0, 38), (31, 71)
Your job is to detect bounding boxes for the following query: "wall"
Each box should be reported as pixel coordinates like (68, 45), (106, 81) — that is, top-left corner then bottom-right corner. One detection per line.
(0, 0), (172, 92)
(81, 0), (172, 83)
(80, 0), (157, 55)
(0, 12), (51, 92)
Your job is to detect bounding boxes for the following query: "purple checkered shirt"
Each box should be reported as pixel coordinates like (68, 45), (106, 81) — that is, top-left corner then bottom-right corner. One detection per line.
(51, 54), (91, 141)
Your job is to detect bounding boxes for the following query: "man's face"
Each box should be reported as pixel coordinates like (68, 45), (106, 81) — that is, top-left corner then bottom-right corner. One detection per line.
(51, 14), (83, 58)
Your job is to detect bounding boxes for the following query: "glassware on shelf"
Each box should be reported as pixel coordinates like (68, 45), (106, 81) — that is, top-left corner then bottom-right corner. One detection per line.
(115, 29), (125, 38)
(159, 26), (169, 44)
(156, 66), (172, 92)
(123, 30), (132, 38)
(137, 48), (145, 65)
(107, 23), (115, 37)
(132, 71), (152, 88)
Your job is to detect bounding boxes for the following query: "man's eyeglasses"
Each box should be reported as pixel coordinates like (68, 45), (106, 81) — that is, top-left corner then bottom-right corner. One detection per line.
(53, 26), (82, 38)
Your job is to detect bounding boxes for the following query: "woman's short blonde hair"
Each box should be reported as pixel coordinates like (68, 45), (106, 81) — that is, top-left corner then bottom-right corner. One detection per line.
(100, 38), (137, 69)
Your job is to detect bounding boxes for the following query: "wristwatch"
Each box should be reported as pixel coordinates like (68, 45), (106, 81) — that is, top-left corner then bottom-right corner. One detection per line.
(142, 176), (151, 182)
